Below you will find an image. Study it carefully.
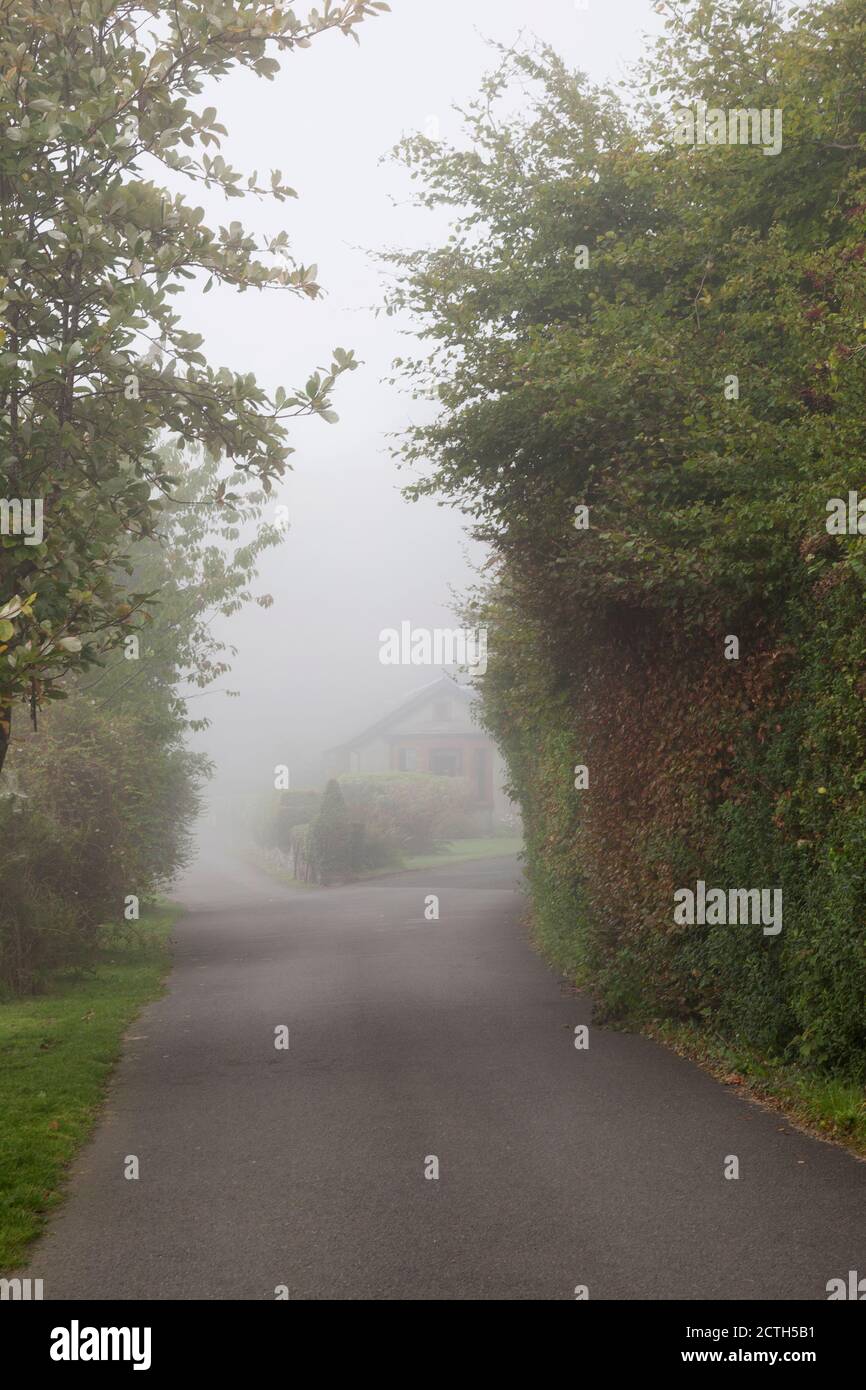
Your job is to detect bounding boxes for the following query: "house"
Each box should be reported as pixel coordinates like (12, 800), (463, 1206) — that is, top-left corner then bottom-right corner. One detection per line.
(324, 675), (516, 827)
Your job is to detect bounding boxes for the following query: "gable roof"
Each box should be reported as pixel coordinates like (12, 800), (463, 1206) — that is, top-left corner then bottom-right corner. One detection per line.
(326, 675), (477, 756)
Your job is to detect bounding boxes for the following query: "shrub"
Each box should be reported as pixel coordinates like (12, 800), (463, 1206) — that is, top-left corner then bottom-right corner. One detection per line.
(338, 773), (473, 855)
(307, 780), (353, 886)
(0, 696), (203, 994)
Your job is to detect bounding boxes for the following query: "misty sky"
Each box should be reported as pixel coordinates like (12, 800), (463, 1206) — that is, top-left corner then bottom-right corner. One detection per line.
(182, 0), (665, 800)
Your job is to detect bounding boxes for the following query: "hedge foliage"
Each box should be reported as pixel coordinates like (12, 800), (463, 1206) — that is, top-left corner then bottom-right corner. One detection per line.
(388, 0), (866, 1077)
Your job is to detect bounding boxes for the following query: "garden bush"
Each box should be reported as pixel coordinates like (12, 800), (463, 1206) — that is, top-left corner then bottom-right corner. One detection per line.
(0, 696), (202, 994)
(338, 772), (473, 856)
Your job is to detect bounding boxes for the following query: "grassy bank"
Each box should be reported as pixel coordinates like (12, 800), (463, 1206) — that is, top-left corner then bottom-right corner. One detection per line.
(0, 905), (178, 1271)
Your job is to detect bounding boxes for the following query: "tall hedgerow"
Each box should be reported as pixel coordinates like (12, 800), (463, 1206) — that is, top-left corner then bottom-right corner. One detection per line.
(388, 0), (866, 1077)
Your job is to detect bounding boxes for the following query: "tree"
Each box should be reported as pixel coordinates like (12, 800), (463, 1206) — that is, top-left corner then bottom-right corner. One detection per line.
(0, 0), (388, 772)
(1, 445), (288, 990)
(73, 445), (286, 731)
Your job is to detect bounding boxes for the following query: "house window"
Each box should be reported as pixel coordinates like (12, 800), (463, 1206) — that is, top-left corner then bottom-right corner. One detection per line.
(430, 748), (462, 776)
(433, 700), (451, 722)
(398, 747), (418, 772)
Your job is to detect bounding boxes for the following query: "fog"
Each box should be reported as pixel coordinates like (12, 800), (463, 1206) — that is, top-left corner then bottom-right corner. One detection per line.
(12, 0), (863, 1316)
(183, 0), (664, 806)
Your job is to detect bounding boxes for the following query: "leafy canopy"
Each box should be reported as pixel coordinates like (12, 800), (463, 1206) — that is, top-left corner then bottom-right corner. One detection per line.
(0, 1), (388, 765)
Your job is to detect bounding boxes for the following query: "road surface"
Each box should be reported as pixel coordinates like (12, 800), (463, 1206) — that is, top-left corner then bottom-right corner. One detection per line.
(26, 846), (866, 1300)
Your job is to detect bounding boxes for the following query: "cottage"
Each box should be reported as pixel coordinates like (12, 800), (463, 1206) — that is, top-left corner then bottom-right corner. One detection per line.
(324, 675), (515, 829)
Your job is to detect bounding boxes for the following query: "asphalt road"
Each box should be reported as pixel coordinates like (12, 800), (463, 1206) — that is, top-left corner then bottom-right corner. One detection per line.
(26, 846), (866, 1300)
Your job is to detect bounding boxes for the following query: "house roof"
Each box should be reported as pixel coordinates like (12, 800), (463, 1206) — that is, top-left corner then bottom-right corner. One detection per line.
(325, 674), (478, 756)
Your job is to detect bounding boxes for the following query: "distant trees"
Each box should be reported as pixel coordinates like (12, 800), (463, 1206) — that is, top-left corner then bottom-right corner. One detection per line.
(0, 0), (390, 771)
(388, 0), (866, 1076)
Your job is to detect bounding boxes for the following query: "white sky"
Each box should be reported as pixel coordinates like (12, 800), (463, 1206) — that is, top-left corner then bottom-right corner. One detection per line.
(182, 0), (665, 796)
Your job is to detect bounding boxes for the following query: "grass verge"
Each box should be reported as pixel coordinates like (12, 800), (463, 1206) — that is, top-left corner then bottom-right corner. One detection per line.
(370, 835), (525, 875)
(0, 904), (178, 1271)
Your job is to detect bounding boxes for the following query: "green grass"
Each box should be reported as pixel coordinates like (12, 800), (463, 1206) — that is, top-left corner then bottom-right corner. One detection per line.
(0, 905), (178, 1271)
(397, 836), (524, 872)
